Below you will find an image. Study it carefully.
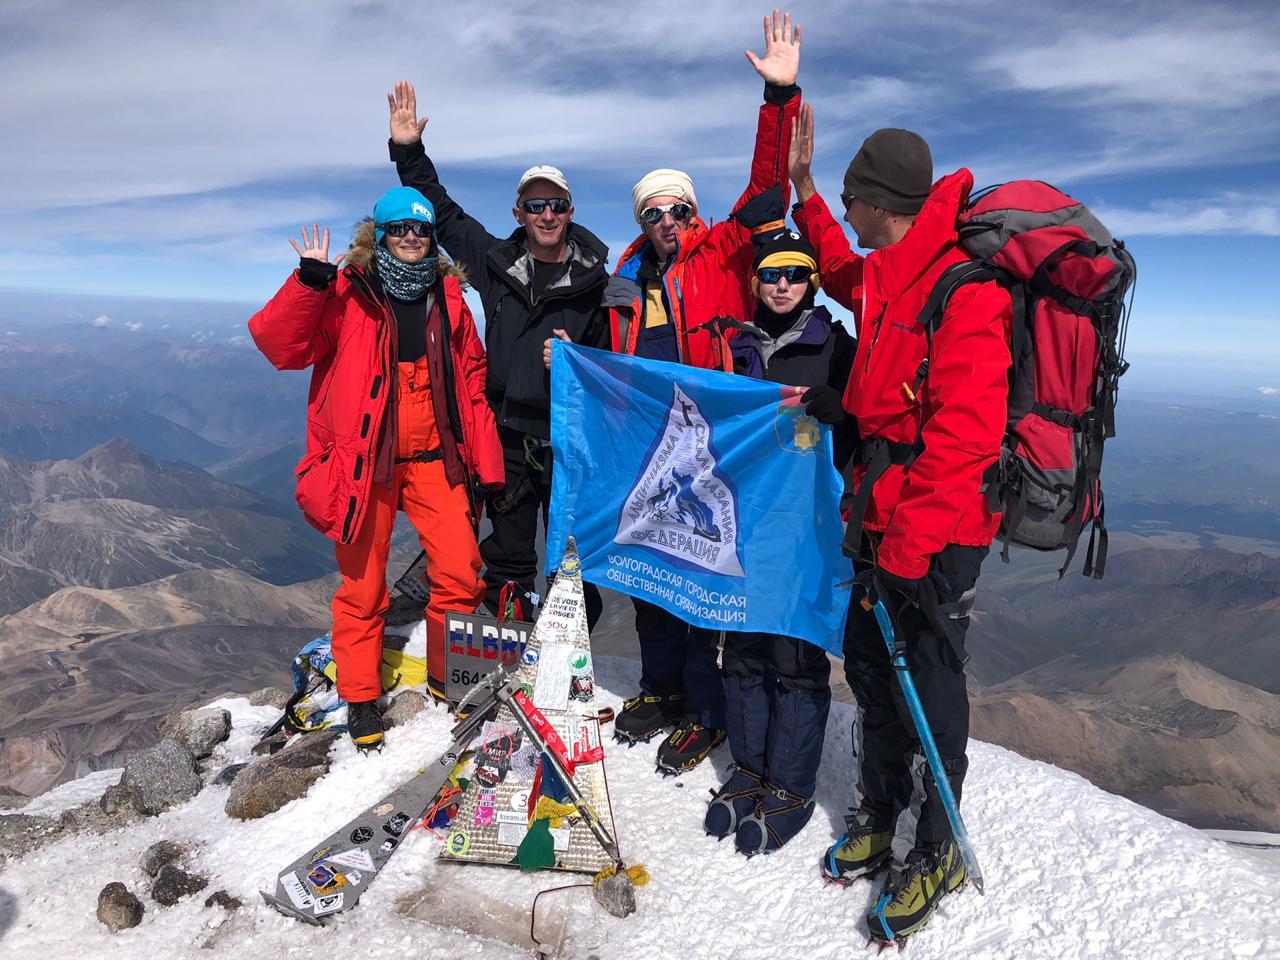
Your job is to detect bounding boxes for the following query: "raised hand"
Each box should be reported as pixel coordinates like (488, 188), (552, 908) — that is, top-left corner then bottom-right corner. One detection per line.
(789, 103), (817, 202)
(289, 225), (345, 265)
(387, 80), (429, 145)
(745, 9), (801, 87)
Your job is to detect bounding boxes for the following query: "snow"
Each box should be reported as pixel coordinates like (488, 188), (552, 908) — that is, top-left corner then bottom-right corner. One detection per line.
(2, 655), (1279, 960)
(18, 769), (123, 818)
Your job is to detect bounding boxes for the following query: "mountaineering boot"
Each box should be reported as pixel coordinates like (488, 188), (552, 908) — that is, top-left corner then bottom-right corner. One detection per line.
(822, 812), (895, 883)
(704, 766), (764, 839)
(865, 839), (966, 944)
(614, 691), (686, 744)
(733, 782), (815, 856)
(655, 719), (726, 775)
(347, 699), (385, 753)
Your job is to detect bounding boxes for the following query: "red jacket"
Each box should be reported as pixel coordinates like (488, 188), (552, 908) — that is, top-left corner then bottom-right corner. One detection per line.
(793, 170), (1012, 579)
(248, 260), (502, 545)
(608, 89), (801, 370)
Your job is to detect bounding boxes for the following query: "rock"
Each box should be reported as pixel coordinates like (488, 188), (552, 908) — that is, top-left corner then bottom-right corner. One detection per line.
(121, 740), (202, 815)
(141, 839), (191, 878)
(156, 708), (231, 760)
(593, 869), (638, 918)
(212, 763), (247, 786)
(204, 889), (243, 911)
(225, 732), (338, 821)
(58, 795), (140, 836)
(0, 813), (63, 861)
(97, 882), (144, 932)
(151, 863), (208, 906)
(252, 731), (287, 757)
(383, 690), (427, 728)
(99, 782), (132, 815)
(248, 686), (290, 709)
(0, 785), (28, 811)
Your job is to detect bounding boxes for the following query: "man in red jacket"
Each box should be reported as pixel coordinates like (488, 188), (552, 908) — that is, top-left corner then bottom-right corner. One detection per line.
(249, 187), (503, 752)
(605, 11), (803, 776)
(788, 106), (1011, 942)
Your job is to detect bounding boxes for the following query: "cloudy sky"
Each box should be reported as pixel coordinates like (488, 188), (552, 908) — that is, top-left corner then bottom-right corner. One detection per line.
(0, 0), (1277, 371)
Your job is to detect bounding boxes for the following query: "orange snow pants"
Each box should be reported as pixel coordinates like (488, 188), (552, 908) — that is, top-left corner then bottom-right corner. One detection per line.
(331, 356), (483, 702)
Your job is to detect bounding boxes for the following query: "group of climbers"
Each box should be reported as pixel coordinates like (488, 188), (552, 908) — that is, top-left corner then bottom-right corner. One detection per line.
(248, 7), (1013, 944)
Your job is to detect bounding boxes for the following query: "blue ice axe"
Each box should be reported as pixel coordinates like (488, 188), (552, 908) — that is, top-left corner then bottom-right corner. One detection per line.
(864, 593), (985, 895)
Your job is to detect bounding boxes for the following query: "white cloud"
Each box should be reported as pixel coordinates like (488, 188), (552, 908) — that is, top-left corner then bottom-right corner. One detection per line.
(1092, 194), (1280, 237)
(991, 26), (1280, 109)
(126, 321), (143, 332)
(91, 314), (109, 327)
(1259, 387), (1280, 396)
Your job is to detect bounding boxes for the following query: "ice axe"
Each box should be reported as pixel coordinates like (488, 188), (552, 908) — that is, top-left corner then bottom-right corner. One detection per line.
(860, 589), (985, 895)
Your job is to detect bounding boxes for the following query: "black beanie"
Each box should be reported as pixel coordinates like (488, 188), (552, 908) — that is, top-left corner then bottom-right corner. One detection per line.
(843, 128), (933, 215)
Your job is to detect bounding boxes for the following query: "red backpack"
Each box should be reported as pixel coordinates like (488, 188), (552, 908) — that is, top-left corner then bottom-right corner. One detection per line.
(918, 181), (1136, 578)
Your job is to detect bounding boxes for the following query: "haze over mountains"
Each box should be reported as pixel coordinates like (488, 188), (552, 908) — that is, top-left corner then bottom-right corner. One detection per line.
(1, 291), (1277, 834)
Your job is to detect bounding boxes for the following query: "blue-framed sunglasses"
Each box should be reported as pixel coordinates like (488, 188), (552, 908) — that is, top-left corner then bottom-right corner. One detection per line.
(756, 264), (814, 284)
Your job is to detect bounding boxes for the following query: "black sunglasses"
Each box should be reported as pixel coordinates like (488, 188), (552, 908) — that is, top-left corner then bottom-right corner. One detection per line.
(639, 202), (693, 226)
(757, 265), (814, 284)
(520, 197), (571, 215)
(840, 192), (857, 211)
(379, 220), (433, 238)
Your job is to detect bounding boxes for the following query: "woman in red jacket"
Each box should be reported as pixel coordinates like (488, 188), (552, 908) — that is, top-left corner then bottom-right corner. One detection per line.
(249, 186), (503, 752)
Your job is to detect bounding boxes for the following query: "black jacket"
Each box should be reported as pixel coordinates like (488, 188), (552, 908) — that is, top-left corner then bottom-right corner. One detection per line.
(732, 305), (857, 467)
(389, 140), (610, 439)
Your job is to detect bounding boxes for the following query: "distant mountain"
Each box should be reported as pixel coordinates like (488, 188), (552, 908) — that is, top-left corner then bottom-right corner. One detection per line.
(0, 329), (305, 451)
(971, 543), (1280, 693)
(0, 438), (333, 615)
(0, 398), (229, 465)
(210, 438), (305, 505)
(0, 568), (335, 795)
(972, 654), (1280, 831)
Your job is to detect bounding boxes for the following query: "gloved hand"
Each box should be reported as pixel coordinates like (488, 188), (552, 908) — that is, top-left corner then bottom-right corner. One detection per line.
(472, 479), (504, 504)
(854, 563), (922, 611)
(800, 384), (848, 425)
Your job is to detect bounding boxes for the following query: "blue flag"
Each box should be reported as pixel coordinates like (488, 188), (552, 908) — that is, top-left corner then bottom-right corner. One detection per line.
(546, 342), (851, 655)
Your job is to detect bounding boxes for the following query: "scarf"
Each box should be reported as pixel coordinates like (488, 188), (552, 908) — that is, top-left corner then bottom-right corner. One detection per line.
(375, 245), (439, 301)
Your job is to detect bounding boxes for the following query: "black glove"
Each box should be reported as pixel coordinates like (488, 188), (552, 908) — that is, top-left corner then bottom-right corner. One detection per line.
(855, 563), (921, 609)
(472, 478), (503, 504)
(801, 384), (848, 425)
(297, 257), (338, 291)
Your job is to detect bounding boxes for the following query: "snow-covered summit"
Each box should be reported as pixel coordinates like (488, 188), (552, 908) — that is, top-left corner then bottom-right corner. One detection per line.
(1, 656), (1277, 960)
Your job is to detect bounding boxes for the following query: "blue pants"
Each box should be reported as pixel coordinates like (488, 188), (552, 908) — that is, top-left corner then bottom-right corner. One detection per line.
(722, 632), (831, 797)
(633, 598), (726, 730)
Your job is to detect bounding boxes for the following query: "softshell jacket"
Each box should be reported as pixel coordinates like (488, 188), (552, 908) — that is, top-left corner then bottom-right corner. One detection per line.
(792, 170), (1012, 579)
(608, 84), (801, 370)
(389, 141), (610, 440)
(248, 225), (503, 545)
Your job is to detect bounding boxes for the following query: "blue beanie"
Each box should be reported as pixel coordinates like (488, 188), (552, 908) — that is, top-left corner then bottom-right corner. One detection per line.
(373, 186), (435, 243)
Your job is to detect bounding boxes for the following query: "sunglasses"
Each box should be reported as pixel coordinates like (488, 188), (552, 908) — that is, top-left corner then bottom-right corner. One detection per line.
(639, 202), (693, 226)
(520, 197), (572, 215)
(840, 192), (857, 211)
(380, 220), (433, 238)
(757, 265), (814, 284)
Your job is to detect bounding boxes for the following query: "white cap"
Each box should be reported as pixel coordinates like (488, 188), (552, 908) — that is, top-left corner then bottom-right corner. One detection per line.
(516, 165), (571, 201)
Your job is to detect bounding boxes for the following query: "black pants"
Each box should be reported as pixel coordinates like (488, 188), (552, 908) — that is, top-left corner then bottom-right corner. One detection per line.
(843, 542), (985, 858)
(479, 426), (602, 627)
(633, 598), (726, 730)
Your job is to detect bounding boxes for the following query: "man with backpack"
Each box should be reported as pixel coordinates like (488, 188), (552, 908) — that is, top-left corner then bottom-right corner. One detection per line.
(386, 82), (610, 633)
(787, 106), (1011, 942)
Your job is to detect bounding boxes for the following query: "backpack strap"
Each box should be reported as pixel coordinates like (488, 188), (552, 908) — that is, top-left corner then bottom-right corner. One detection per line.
(840, 436), (920, 558)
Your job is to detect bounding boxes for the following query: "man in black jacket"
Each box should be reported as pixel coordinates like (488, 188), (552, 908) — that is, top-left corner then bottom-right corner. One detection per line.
(387, 82), (608, 626)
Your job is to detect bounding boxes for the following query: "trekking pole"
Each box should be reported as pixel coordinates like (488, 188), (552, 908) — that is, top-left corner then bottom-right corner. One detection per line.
(863, 594), (985, 894)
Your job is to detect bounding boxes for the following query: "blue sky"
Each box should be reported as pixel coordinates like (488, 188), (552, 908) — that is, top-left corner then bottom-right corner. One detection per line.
(0, 0), (1277, 377)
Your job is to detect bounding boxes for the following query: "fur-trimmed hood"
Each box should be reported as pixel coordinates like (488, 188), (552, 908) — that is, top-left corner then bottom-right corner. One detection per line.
(345, 218), (468, 286)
